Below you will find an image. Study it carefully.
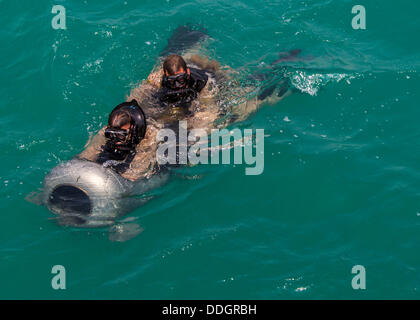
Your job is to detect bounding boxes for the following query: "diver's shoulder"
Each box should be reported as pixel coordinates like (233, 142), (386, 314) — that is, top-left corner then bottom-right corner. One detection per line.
(146, 69), (163, 88)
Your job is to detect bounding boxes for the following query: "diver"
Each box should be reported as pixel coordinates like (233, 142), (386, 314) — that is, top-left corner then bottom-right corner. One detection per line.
(127, 27), (302, 132)
(95, 100), (147, 174)
(155, 54), (208, 110)
(127, 26), (219, 126)
(78, 99), (162, 181)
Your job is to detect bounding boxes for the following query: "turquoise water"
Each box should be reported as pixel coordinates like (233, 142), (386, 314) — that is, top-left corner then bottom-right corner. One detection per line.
(1, 0), (419, 299)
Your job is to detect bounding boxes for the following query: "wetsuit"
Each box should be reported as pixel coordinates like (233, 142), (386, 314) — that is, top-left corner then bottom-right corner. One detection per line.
(96, 141), (137, 174)
(156, 67), (208, 109)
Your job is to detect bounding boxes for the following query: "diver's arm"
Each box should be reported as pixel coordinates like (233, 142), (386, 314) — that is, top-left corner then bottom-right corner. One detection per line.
(189, 68), (208, 93)
(126, 66), (162, 104)
(187, 54), (221, 74)
(119, 127), (159, 181)
(186, 108), (218, 133)
(77, 127), (107, 162)
(127, 81), (158, 102)
(183, 57), (234, 131)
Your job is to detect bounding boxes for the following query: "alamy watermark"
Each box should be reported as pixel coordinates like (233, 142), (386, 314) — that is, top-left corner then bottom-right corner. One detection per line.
(351, 265), (366, 290)
(51, 5), (66, 30)
(51, 265), (66, 290)
(156, 121), (265, 175)
(352, 5), (366, 30)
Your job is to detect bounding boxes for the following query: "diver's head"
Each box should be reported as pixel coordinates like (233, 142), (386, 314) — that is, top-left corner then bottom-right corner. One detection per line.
(162, 54), (191, 89)
(105, 110), (133, 146)
(104, 101), (147, 159)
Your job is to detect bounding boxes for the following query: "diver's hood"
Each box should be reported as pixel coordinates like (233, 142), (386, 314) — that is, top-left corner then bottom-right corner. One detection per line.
(109, 99), (147, 144)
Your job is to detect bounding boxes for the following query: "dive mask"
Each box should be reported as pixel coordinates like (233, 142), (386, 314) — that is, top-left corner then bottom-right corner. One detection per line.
(162, 72), (190, 89)
(104, 127), (131, 143)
